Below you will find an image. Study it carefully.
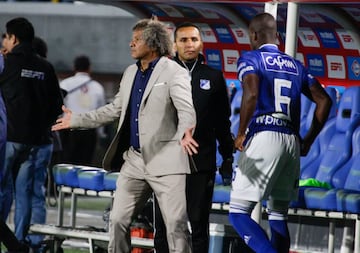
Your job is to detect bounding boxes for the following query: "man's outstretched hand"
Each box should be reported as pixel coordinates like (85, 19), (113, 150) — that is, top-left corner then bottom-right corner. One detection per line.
(52, 105), (72, 131)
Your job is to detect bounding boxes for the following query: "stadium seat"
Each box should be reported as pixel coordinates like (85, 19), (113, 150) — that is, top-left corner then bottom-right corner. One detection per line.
(52, 163), (76, 186)
(303, 126), (360, 211)
(336, 126), (360, 213)
(103, 171), (120, 191)
(78, 168), (106, 191)
(299, 94), (313, 135)
(304, 86), (360, 210)
(300, 87), (338, 178)
(52, 164), (104, 188)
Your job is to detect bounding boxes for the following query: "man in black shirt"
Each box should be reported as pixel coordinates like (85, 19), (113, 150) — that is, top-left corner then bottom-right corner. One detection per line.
(0, 17), (63, 244)
(154, 22), (234, 253)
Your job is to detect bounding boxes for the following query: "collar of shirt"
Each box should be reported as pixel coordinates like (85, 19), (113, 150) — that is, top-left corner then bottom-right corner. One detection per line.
(136, 58), (160, 72)
(74, 72), (90, 78)
(259, 44), (278, 50)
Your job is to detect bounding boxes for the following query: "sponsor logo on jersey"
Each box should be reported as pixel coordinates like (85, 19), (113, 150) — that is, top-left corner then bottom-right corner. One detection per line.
(261, 52), (299, 75)
(326, 55), (345, 79)
(244, 235), (251, 245)
(199, 79), (211, 90)
(21, 69), (45, 80)
(255, 115), (291, 127)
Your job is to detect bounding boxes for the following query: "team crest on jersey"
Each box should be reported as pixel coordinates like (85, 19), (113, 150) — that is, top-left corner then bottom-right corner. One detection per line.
(200, 79), (211, 90)
(261, 52), (299, 75)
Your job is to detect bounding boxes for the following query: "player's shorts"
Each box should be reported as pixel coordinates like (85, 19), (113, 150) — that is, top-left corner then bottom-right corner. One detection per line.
(230, 131), (300, 210)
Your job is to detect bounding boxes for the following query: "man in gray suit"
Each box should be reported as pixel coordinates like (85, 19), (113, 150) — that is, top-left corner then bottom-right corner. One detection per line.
(52, 19), (197, 253)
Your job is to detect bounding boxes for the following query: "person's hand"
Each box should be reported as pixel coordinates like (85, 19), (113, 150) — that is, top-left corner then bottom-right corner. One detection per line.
(234, 133), (246, 151)
(180, 127), (199, 155)
(219, 157), (233, 186)
(0, 47), (8, 55)
(52, 105), (72, 131)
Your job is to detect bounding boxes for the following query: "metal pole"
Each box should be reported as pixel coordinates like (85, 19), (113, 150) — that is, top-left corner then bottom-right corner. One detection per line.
(285, 2), (300, 57)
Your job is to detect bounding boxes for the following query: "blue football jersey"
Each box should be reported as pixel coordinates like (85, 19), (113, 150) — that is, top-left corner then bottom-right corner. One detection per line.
(237, 44), (317, 140)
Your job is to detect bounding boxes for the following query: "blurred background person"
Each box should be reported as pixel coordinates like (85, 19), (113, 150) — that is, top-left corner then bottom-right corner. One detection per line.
(59, 55), (106, 166)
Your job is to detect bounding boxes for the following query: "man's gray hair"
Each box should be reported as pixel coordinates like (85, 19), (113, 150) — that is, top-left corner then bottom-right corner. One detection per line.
(133, 19), (172, 56)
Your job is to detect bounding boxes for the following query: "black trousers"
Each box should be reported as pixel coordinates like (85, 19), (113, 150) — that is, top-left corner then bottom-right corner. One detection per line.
(0, 219), (28, 252)
(154, 171), (215, 253)
(60, 129), (97, 166)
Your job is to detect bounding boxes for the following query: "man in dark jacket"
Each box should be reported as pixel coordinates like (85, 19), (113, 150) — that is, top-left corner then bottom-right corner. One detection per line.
(0, 17), (63, 244)
(154, 22), (234, 253)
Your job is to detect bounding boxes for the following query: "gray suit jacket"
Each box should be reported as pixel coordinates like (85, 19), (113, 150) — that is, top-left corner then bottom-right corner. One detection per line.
(70, 57), (196, 175)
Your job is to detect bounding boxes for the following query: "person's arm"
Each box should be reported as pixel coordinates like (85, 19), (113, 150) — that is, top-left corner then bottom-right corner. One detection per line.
(234, 73), (259, 151)
(169, 64), (198, 155)
(214, 72), (234, 158)
(301, 82), (332, 155)
(213, 72), (234, 185)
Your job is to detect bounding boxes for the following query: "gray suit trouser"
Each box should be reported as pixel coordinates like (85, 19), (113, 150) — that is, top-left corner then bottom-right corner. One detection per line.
(108, 147), (192, 253)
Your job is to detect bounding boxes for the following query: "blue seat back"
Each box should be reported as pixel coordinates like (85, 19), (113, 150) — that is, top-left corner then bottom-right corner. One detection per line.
(331, 127), (360, 189)
(300, 87), (337, 138)
(342, 127), (360, 191)
(300, 118), (336, 179)
(300, 87), (338, 177)
(315, 87), (360, 185)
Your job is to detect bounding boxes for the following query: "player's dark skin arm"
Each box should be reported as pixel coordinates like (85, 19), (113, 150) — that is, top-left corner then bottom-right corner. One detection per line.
(301, 82), (332, 156)
(235, 73), (259, 151)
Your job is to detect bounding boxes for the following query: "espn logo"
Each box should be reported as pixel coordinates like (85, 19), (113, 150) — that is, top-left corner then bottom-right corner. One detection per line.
(223, 49), (239, 73)
(227, 56), (237, 65)
(330, 62), (343, 71)
(342, 34), (353, 43)
(327, 55), (345, 79)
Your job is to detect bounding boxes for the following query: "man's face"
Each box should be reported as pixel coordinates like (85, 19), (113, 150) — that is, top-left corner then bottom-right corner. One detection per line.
(2, 33), (17, 54)
(129, 29), (153, 61)
(174, 26), (203, 62)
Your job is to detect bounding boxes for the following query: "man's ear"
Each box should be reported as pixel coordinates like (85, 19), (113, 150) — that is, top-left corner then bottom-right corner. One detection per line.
(9, 34), (18, 46)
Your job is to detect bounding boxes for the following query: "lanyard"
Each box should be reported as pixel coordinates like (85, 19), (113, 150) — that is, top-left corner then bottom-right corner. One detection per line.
(181, 58), (198, 81)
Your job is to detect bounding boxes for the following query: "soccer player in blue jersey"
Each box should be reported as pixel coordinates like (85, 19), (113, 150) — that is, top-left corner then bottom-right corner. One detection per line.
(229, 13), (332, 253)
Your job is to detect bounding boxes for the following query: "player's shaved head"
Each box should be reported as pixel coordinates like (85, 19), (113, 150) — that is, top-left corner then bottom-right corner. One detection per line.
(248, 12), (277, 49)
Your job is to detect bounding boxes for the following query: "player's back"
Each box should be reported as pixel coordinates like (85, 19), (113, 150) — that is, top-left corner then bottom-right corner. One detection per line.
(238, 44), (311, 135)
